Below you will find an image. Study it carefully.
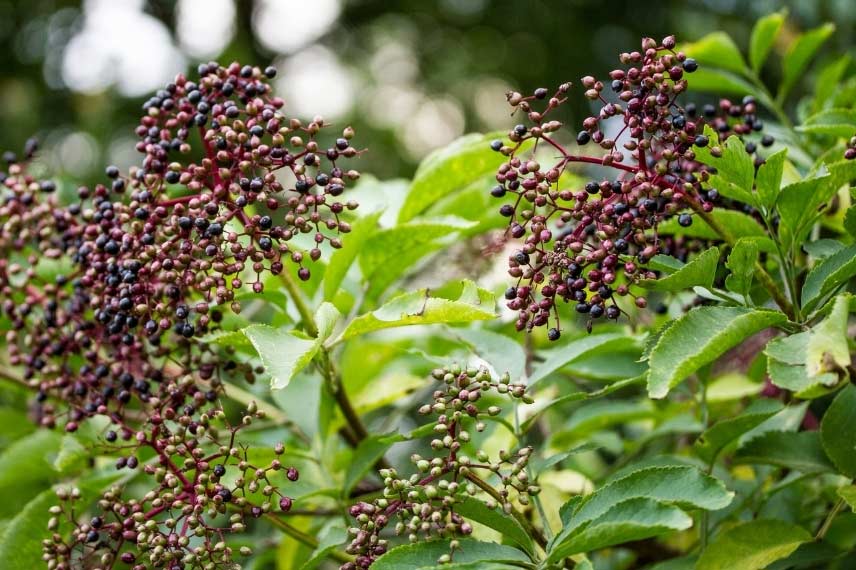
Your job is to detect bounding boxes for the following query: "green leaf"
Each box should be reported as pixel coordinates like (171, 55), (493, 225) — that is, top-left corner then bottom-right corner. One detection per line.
(323, 210), (382, 301)
(333, 280), (496, 343)
(52, 434), (88, 473)
(342, 433), (403, 495)
(767, 358), (838, 398)
(648, 556), (698, 570)
(797, 108), (856, 138)
(647, 254), (686, 274)
(243, 326), (320, 389)
(552, 400), (654, 443)
(735, 431), (835, 473)
(750, 10), (787, 72)
(536, 442), (602, 473)
(801, 244), (856, 313)
(529, 333), (636, 387)
(813, 56), (852, 113)
(698, 135), (756, 205)
(805, 294), (850, 377)
(647, 307), (787, 399)
(299, 520), (347, 570)
(560, 466), (731, 535)
(639, 247), (719, 292)
(765, 332), (811, 366)
(776, 171), (834, 253)
(779, 23), (836, 102)
(0, 489), (58, 570)
(658, 209), (767, 240)
(566, 351), (647, 380)
(521, 376), (645, 433)
(359, 217), (476, 299)
(0, 430), (62, 488)
(684, 67), (756, 96)
(398, 132), (524, 223)
(684, 32), (747, 75)
(765, 331), (839, 397)
(199, 328), (253, 349)
(0, 408), (34, 448)
(827, 158), (856, 189)
(821, 385), (856, 477)
(453, 328), (526, 382)
(243, 303), (341, 389)
(0, 429), (75, 518)
(724, 239), (758, 299)
(740, 402), (808, 444)
(697, 519), (812, 570)
(454, 496), (535, 554)
(755, 148), (787, 212)
(548, 497), (692, 562)
(403, 563), (524, 570)
(837, 485), (856, 511)
(803, 239), (844, 260)
(694, 400), (784, 463)
(371, 539), (531, 570)
(844, 205), (856, 239)
(706, 373), (763, 402)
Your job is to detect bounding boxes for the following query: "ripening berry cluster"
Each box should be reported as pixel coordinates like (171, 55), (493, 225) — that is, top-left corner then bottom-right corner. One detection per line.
(490, 36), (773, 339)
(0, 60), (353, 570)
(0, 147), (254, 434)
(1, 62), (361, 425)
(342, 365), (537, 569)
(92, 61), (360, 341)
(42, 404), (299, 570)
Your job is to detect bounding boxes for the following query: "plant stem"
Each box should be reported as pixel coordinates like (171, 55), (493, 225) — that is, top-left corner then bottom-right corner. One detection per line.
(518, 336), (554, 542)
(279, 270), (390, 468)
(757, 207), (803, 322)
(0, 367), (27, 387)
(278, 270), (366, 440)
(265, 514), (354, 563)
(279, 270), (319, 338)
(816, 497), (846, 541)
(691, 205), (795, 320)
(317, 348), (368, 442)
(698, 373), (710, 549)
(464, 471), (548, 551)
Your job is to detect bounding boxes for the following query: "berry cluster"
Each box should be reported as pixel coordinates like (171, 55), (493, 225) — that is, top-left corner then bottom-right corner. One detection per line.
(0, 61), (357, 570)
(342, 365), (536, 569)
(0, 145), (254, 430)
(2, 61), (362, 424)
(491, 36), (773, 339)
(86, 61), (360, 340)
(43, 404), (299, 570)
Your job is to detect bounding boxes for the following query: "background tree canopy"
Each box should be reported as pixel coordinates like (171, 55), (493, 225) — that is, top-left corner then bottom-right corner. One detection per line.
(0, 0), (853, 183)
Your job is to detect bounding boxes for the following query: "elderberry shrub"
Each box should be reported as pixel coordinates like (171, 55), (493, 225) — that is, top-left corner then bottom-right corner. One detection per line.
(490, 36), (772, 338)
(343, 365), (536, 569)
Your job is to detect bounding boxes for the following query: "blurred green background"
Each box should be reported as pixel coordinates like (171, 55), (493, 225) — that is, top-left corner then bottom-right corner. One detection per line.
(0, 0), (852, 184)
